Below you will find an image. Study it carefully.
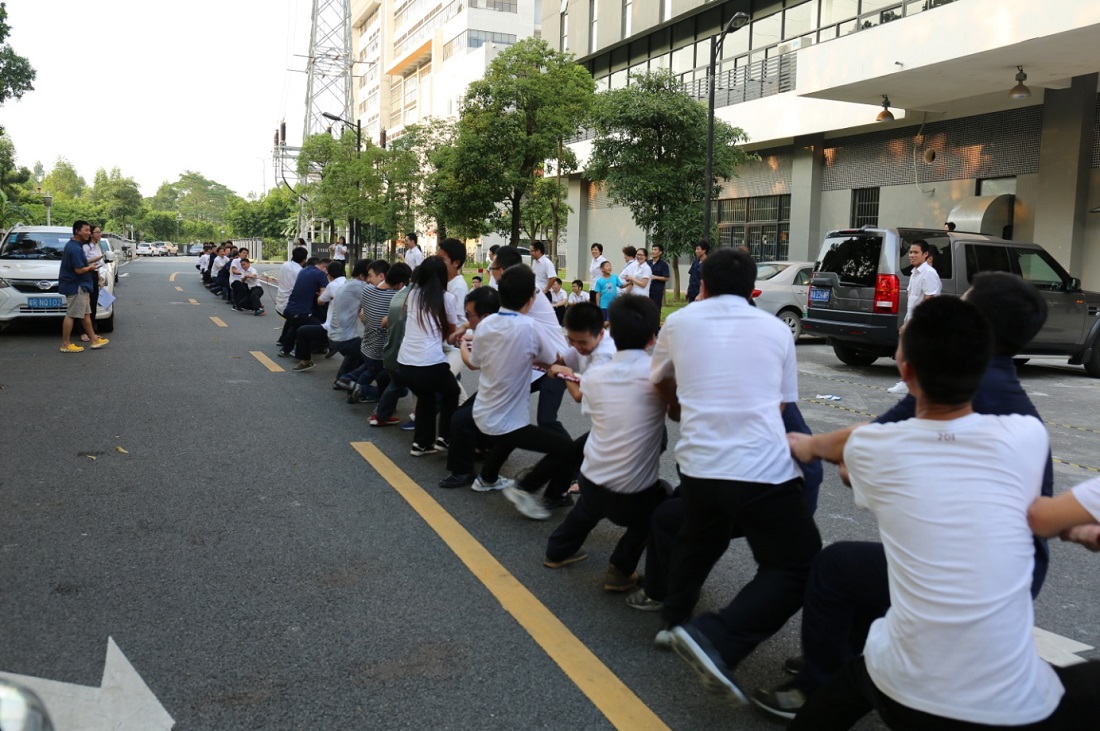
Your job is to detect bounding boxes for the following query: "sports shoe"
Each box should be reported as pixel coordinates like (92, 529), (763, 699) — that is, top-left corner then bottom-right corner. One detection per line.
(292, 361), (315, 372)
(399, 420), (416, 431)
(60, 343), (84, 353)
(471, 475), (514, 493)
(625, 587), (662, 612)
(254, 307), (265, 316)
(654, 627), (674, 650)
(503, 485), (551, 520)
(669, 625), (748, 706)
(783, 655), (805, 675)
(439, 472), (474, 489)
(356, 391), (379, 404)
(324, 347), (337, 360)
(543, 550), (588, 568)
(434, 437), (449, 451)
(409, 442), (438, 457)
(276, 350), (294, 359)
(333, 379), (351, 391)
(604, 565), (639, 592)
(89, 338), (109, 349)
(887, 380), (909, 395)
(751, 682), (807, 720)
(542, 493), (574, 510)
(369, 413), (401, 427)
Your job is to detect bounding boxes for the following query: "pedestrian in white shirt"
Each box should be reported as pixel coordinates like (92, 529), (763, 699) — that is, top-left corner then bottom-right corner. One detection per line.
(888, 240), (942, 395)
(330, 235), (348, 262)
(530, 240), (556, 294)
(588, 243), (608, 303)
(655, 248), (820, 707)
(403, 232), (424, 271)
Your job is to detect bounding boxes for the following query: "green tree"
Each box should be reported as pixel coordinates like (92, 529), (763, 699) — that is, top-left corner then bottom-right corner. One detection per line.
(297, 129), (385, 244)
(173, 171), (235, 223)
(586, 69), (753, 296)
(101, 171), (143, 231)
(42, 157), (86, 199)
(0, 188), (28, 229)
(0, 3), (35, 110)
(443, 38), (594, 246)
(518, 175), (572, 246)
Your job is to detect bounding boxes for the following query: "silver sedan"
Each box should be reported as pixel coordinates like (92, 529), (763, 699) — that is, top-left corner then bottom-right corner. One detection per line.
(752, 260), (815, 339)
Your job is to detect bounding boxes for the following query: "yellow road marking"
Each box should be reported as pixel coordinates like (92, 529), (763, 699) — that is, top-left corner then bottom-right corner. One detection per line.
(169, 272), (179, 282)
(188, 298), (199, 305)
(351, 441), (669, 731)
(210, 317), (227, 327)
(175, 286), (183, 292)
(250, 351), (284, 372)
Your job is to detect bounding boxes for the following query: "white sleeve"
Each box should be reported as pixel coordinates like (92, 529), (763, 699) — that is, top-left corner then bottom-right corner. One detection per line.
(779, 332), (799, 403)
(1071, 477), (1100, 522)
(650, 320), (675, 383)
(444, 292), (461, 325)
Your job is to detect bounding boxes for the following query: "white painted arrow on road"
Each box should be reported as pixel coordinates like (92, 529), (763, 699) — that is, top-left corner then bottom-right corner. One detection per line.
(0, 637), (173, 730)
(1034, 627), (1094, 667)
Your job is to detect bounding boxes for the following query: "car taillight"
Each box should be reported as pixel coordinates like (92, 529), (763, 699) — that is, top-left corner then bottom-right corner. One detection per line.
(874, 274), (899, 314)
(751, 289), (762, 299)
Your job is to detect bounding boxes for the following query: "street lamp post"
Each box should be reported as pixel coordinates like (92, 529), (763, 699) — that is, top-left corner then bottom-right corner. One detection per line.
(176, 211), (182, 246)
(321, 111), (362, 262)
(43, 192), (53, 226)
(704, 11), (750, 247)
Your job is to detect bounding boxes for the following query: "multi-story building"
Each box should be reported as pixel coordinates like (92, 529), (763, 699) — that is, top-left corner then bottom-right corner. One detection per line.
(350, 0), (543, 250)
(549, 0), (1100, 288)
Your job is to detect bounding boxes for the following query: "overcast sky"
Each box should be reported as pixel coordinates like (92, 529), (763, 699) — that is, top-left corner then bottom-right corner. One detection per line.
(4, 0), (314, 199)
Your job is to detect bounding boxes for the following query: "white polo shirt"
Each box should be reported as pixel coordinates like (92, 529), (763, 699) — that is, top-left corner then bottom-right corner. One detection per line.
(628, 261), (652, 298)
(845, 413), (1061, 725)
(651, 294), (800, 483)
(404, 245), (424, 271)
(561, 330), (616, 373)
(905, 260), (941, 321)
(530, 254), (556, 292)
(588, 255), (608, 287)
(580, 350), (665, 493)
(276, 260), (302, 314)
(470, 309), (562, 435)
(447, 275), (469, 324)
(398, 288), (460, 367)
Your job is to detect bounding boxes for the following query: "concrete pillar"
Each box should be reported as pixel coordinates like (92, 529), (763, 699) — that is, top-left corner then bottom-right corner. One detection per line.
(1033, 73), (1098, 275)
(788, 133), (825, 261)
(565, 176), (588, 281)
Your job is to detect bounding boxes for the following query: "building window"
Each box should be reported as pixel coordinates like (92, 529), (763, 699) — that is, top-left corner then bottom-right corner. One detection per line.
(851, 187), (880, 228)
(444, 29), (518, 60)
(622, 0), (632, 38)
(469, 0), (518, 11)
(716, 194), (791, 261)
(589, 0), (598, 53)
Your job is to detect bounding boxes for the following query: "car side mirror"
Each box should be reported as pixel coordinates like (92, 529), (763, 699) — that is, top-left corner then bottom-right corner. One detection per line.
(0, 679), (55, 730)
(104, 250), (117, 263)
(1067, 277), (1081, 292)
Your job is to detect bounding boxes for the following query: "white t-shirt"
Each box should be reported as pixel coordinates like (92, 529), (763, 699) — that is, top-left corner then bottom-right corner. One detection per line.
(276, 260), (302, 314)
(229, 257), (244, 284)
(561, 331), (616, 374)
(1071, 476), (1100, 521)
(589, 255), (608, 286)
(581, 350), (665, 493)
(567, 291), (587, 306)
(549, 288), (566, 307)
(319, 276), (345, 331)
(905, 260), (942, 321)
(398, 289), (460, 367)
(530, 255), (556, 293)
(846, 413), (1062, 726)
(627, 262), (652, 298)
(332, 243), (347, 261)
(470, 309), (562, 435)
(651, 294), (799, 483)
(404, 245), (424, 271)
(447, 275), (469, 324)
(240, 266), (260, 287)
(211, 255), (228, 278)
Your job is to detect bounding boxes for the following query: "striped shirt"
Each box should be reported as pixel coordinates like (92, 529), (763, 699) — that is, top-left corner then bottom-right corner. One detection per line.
(360, 284), (396, 360)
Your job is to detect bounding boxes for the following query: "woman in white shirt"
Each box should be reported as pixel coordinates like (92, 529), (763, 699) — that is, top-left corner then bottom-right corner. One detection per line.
(398, 257), (462, 457)
(80, 225), (107, 341)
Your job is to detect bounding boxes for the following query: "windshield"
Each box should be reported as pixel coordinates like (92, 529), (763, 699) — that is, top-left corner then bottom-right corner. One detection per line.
(1, 231), (71, 259)
(818, 236), (882, 287)
(756, 263), (788, 281)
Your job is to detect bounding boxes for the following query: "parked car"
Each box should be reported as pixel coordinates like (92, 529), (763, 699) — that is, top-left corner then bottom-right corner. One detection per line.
(188, 243), (203, 255)
(751, 260), (815, 339)
(802, 226), (1100, 375)
(162, 241), (179, 256)
(0, 225), (116, 332)
(135, 243), (154, 256)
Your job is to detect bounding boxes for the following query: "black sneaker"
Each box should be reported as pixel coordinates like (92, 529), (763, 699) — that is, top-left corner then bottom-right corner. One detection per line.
(750, 682), (807, 720)
(433, 437), (449, 451)
(783, 655), (805, 675)
(409, 443), (438, 457)
(542, 493), (574, 510)
(439, 472), (474, 489)
(669, 625), (748, 706)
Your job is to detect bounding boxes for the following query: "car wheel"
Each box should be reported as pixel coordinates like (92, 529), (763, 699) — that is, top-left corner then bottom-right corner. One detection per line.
(832, 341), (878, 367)
(1085, 348), (1100, 378)
(778, 309), (802, 339)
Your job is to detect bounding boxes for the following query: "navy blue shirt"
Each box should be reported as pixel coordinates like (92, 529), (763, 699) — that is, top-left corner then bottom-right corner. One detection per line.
(285, 266), (329, 317)
(686, 257), (702, 302)
(874, 355), (1052, 597)
(648, 258), (671, 304)
(58, 239), (92, 295)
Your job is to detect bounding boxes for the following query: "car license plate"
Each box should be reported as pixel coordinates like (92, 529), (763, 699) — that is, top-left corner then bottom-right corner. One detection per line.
(28, 296), (63, 309)
(809, 287), (831, 304)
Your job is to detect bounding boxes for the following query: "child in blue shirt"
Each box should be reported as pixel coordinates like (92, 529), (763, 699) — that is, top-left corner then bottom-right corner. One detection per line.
(593, 260), (620, 323)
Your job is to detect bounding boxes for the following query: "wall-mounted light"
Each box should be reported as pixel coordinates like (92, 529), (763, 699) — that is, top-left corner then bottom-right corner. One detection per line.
(1009, 66), (1031, 100)
(876, 95), (894, 122)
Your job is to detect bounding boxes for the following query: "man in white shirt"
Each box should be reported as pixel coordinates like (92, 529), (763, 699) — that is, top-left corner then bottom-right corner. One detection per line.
(289, 260), (346, 372)
(656, 248), (821, 707)
(276, 246), (308, 318)
(888, 240), (942, 394)
(788, 296), (1100, 729)
(403, 232), (424, 271)
(530, 240), (556, 295)
(544, 296), (668, 592)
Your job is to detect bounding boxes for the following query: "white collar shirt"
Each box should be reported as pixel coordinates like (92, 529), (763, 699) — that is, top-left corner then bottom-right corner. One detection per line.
(581, 350), (666, 492)
(619, 260), (638, 293)
(526, 290), (567, 382)
(1072, 476), (1100, 521)
(561, 331), (616, 374)
(471, 308), (563, 435)
(276, 260), (302, 313)
(229, 257), (244, 284)
(905, 260), (942, 321)
(319, 276), (345, 331)
(629, 261), (652, 298)
(651, 294), (800, 483)
(589, 255), (608, 285)
(531, 255), (555, 292)
(447, 275), (469, 324)
(404, 246), (424, 270)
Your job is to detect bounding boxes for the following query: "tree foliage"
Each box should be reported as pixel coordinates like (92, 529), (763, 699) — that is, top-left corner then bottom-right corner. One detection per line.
(586, 69), (753, 267)
(0, 3), (35, 108)
(442, 38), (594, 246)
(42, 157), (86, 199)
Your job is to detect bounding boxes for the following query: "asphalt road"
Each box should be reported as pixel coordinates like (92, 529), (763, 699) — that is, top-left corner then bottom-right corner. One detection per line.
(0, 258), (1097, 730)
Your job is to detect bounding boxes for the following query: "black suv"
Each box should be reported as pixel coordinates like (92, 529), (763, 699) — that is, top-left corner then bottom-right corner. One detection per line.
(802, 227), (1100, 376)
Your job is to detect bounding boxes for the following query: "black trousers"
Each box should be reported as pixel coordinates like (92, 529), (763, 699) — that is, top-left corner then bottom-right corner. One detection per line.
(662, 475), (821, 670)
(480, 424), (578, 497)
(279, 313), (317, 351)
(89, 278), (100, 326)
(232, 281), (264, 310)
(398, 362), (460, 447)
(545, 475), (667, 573)
(790, 655), (1100, 731)
(294, 324), (330, 361)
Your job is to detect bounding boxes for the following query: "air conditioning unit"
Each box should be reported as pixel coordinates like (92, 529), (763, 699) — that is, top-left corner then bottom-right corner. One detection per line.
(776, 37), (813, 55)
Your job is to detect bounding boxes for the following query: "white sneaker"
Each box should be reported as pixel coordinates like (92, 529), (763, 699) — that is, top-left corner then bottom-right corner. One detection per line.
(887, 381), (909, 395)
(471, 475), (514, 493)
(654, 628), (674, 650)
(502, 485), (551, 520)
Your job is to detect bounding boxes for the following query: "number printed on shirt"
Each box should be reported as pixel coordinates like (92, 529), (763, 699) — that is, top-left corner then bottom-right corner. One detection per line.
(938, 432), (956, 442)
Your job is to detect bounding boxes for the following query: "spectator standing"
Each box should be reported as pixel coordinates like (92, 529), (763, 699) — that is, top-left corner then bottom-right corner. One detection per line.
(58, 220), (107, 352)
(330, 236), (348, 262)
(588, 243), (608, 303)
(619, 246), (639, 295)
(80, 224), (107, 342)
(686, 241), (708, 303)
(530, 240), (556, 295)
(594, 261), (620, 322)
(403, 232), (424, 272)
(887, 239), (941, 395)
(648, 243), (671, 309)
(623, 247), (652, 298)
